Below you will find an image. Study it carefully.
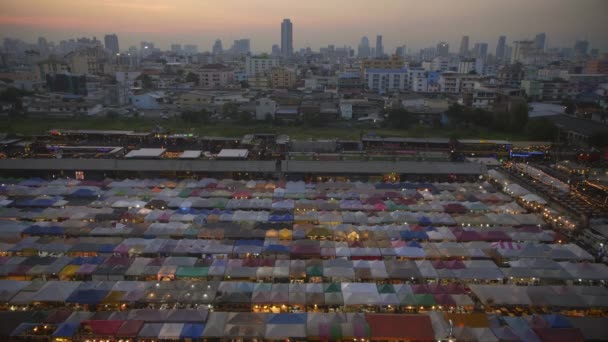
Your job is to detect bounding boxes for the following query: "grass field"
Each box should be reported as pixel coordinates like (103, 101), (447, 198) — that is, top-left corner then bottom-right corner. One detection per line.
(0, 116), (529, 141)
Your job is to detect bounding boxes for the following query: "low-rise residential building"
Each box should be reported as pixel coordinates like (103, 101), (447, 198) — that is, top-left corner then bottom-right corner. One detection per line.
(497, 62), (526, 88)
(361, 55), (404, 70)
(364, 68), (408, 93)
(38, 58), (69, 79)
(66, 46), (110, 76)
(458, 59), (476, 74)
(339, 98), (377, 119)
(255, 98), (277, 120)
(438, 73), (481, 94)
(197, 64), (235, 89)
(270, 67), (296, 89)
(248, 73), (271, 89)
(521, 79), (574, 101)
(584, 56), (608, 74)
(245, 56), (279, 76)
(177, 91), (215, 111)
(24, 95), (103, 116)
(129, 91), (166, 109)
(274, 106), (299, 121)
(337, 72), (362, 93)
(115, 71), (142, 88)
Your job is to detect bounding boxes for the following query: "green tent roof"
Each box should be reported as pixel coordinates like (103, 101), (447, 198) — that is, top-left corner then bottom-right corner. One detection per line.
(414, 294), (436, 306)
(175, 266), (208, 278)
(377, 283), (395, 294)
(324, 283), (342, 293)
(306, 265), (323, 277)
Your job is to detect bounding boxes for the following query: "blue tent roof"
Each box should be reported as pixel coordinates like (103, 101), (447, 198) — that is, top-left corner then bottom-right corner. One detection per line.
(542, 314), (571, 329)
(71, 188), (97, 198)
(234, 240), (264, 247)
(418, 216), (432, 226)
(267, 313), (307, 324)
(407, 241), (422, 248)
(269, 214), (294, 222)
(52, 323), (79, 337)
(70, 256), (106, 265)
(22, 225), (64, 236)
(264, 244), (290, 253)
(66, 289), (110, 305)
(179, 323), (205, 338)
(10, 323), (37, 336)
(19, 178), (45, 187)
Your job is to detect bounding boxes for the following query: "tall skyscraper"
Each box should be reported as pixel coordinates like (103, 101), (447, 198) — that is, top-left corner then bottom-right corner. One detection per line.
(183, 44), (198, 55)
(375, 35), (384, 57)
(271, 44), (281, 57)
(231, 39), (250, 55)
(37, 37), (49, 55)
(534, 33), (546, 51)
(496, 36), (506, 60)
(574, 40), (589, 55)
(171, 44), (182, 53)
(436, 42), (449, 57)
(459, 36), (469, 56)
(473, 43), (488, 59)
(395, 45), (406, 58)
(281, 19), (293, 57)
(212, 39), (223, 54)
(104, 34), (119, 54)
(511, 40), (535, 63)
(358, 36), (370, 58)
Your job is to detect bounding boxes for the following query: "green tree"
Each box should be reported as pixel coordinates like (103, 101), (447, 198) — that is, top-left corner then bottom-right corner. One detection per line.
(0, 87), (30, 117)
(470, 108), (493, 128)
(508, 103), (529, 132)
(445, 103), (467, 126)
(222, 103), (239, 120)
(180, 109), (210, 124)
(524, 118), (559, 141)
(106, 110), (120, 119)
(385, 108), (416, 129)
(185, 72), (199, 84)
(302, 111), (323, 127)
(237, 111), (252, 124)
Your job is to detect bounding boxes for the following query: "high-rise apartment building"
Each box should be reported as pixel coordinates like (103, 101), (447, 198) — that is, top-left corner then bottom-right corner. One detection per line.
(212, 39), (223, 55)
(104, 34), (119, 54)
(375, 35), (384, 57)
(574, 40), (589, 56)
(171, 44), (182, 53)
(281, 19), (293, 57)
(358, 36), (370, 58)
(459, 36), (469, 56)
(496, 36), (506, 60)
(436, 42), (449, 57)
(534, 33), (546, 51)
(231, 39), (250, 55)
(473, 43), (488, 59)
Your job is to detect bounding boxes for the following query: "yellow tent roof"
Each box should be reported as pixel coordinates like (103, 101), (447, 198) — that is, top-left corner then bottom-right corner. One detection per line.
(59, 265), (80, 277)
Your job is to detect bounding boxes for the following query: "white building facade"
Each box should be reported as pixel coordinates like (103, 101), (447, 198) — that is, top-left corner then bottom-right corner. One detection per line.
(364, 69), (409, 93)
(245, 57), (280, 76)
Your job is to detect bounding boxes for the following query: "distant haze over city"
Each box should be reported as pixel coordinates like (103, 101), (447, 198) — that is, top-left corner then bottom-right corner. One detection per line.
(1, 0), (607, 53)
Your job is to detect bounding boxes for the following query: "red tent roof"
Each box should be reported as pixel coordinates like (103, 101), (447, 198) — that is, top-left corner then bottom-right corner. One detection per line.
(365, 314), (434, 341)
(81, 320), (123, 336)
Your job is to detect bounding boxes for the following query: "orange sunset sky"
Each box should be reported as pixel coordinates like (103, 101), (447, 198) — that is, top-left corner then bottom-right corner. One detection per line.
(1, 0), (607, 53)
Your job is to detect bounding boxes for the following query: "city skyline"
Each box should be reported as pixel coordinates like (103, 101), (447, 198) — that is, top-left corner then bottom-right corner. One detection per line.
(0, 0), (607, 53)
